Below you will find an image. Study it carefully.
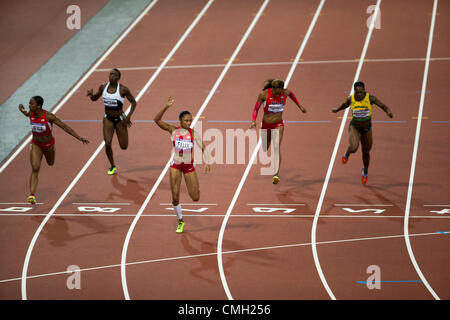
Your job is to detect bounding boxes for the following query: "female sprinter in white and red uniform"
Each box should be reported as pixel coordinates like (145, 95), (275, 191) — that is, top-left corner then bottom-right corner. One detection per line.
(154, 96), (210, 234)
(19, 96), (89, 204)
(250, 79), (307, 184)
(87, 68), (137, 175)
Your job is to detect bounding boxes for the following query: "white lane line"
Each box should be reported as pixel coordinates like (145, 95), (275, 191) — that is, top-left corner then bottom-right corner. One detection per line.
(120, 0), (270, 300)
(247, 203), (305, 206)
(72, 202), (131, 205)
(94, 56), (450, 72)
(3, 230), (445, 285)
(310, 0), (382, 301)
(0, 1), (159, 175)
(0, 202), (43, 205)
(404, 0), (440, 300)
(2, 214), (450, 218)
(19, 0), (163, 301)
(216, 0), (327, 301)
(424, 205), (450, 207)
(334, 204), (393, 206)
(159, 203), (218, 206)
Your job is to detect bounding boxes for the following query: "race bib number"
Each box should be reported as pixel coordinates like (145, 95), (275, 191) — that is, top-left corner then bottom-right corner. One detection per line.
(352, 108), (370, 119)
(31, 122), (46, 133)
(267, 103), (284, 113)
(175, 139), (193, 151)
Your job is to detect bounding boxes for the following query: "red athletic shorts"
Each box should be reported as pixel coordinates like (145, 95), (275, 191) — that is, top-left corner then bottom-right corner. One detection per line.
(31, 136), (55, 151)
(261, 119), (284, 130)
(170, 162), (195, 174)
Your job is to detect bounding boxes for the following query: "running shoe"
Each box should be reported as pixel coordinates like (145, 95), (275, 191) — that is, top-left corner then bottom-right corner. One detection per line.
(107, 166), (117, 175)
(342, 153), (349, 164)
(361, 168), (368, 185)
(27, 195), (36, 204)
(272, 175), (280, 184)
(176, 220), (185, 233)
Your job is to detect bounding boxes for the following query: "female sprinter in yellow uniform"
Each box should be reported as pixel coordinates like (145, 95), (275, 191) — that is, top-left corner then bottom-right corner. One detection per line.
(332, 81), (393, 184)
(154, 96), (210, 233)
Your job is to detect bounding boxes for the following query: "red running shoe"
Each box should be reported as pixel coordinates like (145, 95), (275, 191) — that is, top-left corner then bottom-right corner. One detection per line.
(342, 153), (349, 164)
(361, 168), (368, 185)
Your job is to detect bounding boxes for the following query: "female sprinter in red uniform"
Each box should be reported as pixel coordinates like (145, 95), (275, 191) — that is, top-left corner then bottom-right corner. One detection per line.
(332, 81), (393, 184)
(154, 96), (210, 233)
(87, 68), (137, 175)
(19, 96), (89, 204)
(250, 79), (307, 184)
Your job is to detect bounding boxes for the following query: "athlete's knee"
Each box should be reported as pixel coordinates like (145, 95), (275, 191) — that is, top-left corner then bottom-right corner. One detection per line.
(119, 143), (128, 150)
(31, 165), (40, 174)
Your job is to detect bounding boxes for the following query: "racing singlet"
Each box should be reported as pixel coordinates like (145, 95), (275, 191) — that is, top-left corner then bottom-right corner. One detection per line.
(30, 110), (52, 136)
(102, 82), (124, 110)
(350, 92), (372, 121)
(264, 88), (287, 114)
(172, 127), (194, 164)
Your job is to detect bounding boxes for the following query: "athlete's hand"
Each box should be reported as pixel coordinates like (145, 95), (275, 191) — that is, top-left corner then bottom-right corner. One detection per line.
(125, 115), (132, 128)
(80, 137), (90, 144)
(166, 96), (175, 108)
(18, 104), (25, 112)
(87, 88), (94, 97)
(332, 108), (338, 113)
(387, 110), (393, 118)
(250, 121), (256, 129)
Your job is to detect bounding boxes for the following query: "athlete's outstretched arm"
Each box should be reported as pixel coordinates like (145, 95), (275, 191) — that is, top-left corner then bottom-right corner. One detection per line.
(285, 89), (307, 113)
(332, 97), (351, 113)
(18, 104), (31, 117)
(154, 96), (177, 133)
(370, 95), (393, 118)
(47, 113), (89, 144)
(87, 83), (106, 101)
(250, 91), (267, 129)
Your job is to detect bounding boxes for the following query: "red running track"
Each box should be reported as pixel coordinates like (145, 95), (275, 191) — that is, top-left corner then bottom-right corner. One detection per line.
(0, 0), (448, 300)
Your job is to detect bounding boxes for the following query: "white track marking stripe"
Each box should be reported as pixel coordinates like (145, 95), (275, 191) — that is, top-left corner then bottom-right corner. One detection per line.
(216, 0), (326, 301)
(4, 230), (444, 285)
(19, 0), (161, 300)
(310, 0), (382, 300)
(0, 1), (159, 174)
(120, 0), (270, 300)
(404, 0), (440, 300)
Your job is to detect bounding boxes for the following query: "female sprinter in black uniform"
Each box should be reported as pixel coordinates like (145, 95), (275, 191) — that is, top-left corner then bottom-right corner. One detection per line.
(19, 96), (89, 204)
(154, 96), (210, 233)
(250, 79), (307, 184)
(87, 68), (137, 175)
(332, 81), (393, 184)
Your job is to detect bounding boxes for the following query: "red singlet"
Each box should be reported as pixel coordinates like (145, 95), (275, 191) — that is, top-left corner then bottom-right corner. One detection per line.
(30, 110), (55, 151)
(170, 127), (195, 174)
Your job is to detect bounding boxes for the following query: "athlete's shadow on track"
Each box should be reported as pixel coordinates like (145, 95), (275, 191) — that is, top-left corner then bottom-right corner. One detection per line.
(107, 174), (150, 205)
(180, 231), (274, 285)
(31, 216), (117, 247)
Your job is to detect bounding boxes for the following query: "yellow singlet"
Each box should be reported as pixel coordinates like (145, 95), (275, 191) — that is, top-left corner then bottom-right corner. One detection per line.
(350, 92), (372, 121)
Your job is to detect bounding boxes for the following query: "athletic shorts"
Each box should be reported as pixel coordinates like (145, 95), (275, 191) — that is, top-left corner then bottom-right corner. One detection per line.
(261, 119), (284, 130)
(104, 112), (126, 124)
(170, 162), (195, 174)
(31, 136), (55, 151)
(350, 119), (372, 134)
